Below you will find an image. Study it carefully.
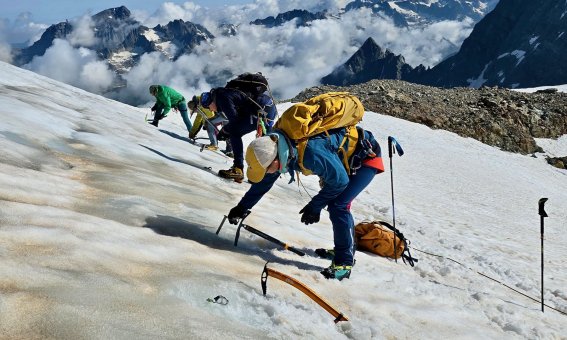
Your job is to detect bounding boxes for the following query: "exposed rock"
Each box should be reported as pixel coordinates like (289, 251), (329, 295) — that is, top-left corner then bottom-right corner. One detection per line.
(345, 0), (498, 27)
(321, 37), (423, 86)
(547, 157), (567, 169)
(418, 0), (567, 89)
(292, 79), (567, 155)
(250, 9), (327, 28)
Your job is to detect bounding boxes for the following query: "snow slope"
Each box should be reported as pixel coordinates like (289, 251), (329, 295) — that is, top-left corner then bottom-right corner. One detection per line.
(0, 61), (566, 339)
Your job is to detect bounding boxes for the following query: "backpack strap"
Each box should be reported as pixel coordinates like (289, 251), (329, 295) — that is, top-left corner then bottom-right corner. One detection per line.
(336, 126), (359, 175)
(374, 220), (418, 267)
(295, 139), (312, 175)
(400, 239), (418, 267)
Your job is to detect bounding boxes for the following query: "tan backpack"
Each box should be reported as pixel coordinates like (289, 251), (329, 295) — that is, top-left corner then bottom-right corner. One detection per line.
(354, 221), (417, 266)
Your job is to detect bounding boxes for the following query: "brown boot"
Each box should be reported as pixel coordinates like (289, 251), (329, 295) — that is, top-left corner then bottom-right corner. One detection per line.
(218, 166), (244, 183)
(204, 144), (219, 151)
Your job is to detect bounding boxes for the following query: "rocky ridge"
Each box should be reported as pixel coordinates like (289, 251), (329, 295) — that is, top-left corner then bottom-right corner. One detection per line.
(292, 80), (567, 167)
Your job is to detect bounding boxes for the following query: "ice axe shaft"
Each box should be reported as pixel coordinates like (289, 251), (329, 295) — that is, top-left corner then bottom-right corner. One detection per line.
(216, 214), (304, 256)
(261, 263), (348, 323)
(242, 224), (305, 256)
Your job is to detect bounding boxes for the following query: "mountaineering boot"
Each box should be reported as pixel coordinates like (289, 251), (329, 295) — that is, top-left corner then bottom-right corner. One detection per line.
(218, 166), (244, 182)
(204, 145), (219, 151)
(320, 263), (352, 281)
(315, 248), (335, 260)
(315, 249), (357, 267)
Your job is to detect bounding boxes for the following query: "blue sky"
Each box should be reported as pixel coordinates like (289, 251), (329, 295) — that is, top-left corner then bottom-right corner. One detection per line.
(1, 0), (251, 24)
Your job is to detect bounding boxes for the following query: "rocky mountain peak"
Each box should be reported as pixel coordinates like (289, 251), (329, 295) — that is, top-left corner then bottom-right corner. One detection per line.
(92, 6), (131, 22)
(345, 0), (498, 27)
(250, 9), (327, 28)
(321, 37), (419, 86)
(13, 22), (72, 65)
(418, 0), (567, 88)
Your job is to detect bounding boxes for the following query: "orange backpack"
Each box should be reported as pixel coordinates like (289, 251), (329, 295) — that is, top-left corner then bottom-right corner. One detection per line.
(354, 221), (417, 266)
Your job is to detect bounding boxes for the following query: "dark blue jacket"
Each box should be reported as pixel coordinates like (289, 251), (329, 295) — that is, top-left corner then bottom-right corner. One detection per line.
(237, 128), (381, 212)
(214, 88), (277, 134)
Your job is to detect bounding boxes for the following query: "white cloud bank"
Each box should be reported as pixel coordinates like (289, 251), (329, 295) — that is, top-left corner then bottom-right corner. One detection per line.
(12, 1), (477, 103)
(24, 39), (115, 94)
(117, 4), (475, 103)
(67, 15), (99, 47)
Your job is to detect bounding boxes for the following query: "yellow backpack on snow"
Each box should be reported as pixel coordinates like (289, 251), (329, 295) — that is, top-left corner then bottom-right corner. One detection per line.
(274, 92), (365, 175)
(354, 220), (417, 266)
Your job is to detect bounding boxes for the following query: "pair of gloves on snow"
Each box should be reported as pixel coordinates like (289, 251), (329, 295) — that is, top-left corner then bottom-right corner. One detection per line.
(228, 203), (320, 225)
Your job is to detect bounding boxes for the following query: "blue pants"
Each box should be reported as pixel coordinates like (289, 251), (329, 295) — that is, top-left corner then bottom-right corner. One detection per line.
(177, 102), (192, 132)
(328, 165), (378, 266)
(154, 102), (192, 132)
(206, 115), (229, 146)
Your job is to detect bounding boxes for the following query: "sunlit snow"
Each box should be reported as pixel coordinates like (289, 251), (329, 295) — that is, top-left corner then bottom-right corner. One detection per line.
(0, 61), (566, 339)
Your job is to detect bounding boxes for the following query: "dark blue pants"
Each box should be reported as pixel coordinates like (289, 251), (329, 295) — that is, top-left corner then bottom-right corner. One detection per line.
(328, 165), (378, 266)
(228, 116), (272, 169)
(228, 121), (256, 169)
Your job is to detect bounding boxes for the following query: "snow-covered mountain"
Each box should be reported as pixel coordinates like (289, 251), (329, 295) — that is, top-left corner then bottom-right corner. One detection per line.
(322, 0), (567, 89)
(1, 61), (566, 338)
(345, 0), (499, 27)
(6, 2), (504, 105)
(250, 9), (329, 28)
(13, 6), (214, 73)
(11, 1), (499, 81)
(419, 0), (567, 88)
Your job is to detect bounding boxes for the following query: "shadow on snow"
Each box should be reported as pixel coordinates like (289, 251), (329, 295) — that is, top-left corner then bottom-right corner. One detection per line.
(142, 214), (323, 272)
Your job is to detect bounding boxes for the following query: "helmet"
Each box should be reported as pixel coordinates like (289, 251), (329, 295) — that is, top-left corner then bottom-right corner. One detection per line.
(200, 90), (216, 108)
(188, 95), (199, 111)
(149, 85), (159, 95)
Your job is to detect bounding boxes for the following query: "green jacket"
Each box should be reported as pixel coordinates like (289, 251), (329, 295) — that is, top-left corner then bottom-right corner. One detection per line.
(189, 95), (215, 137)
(153, 85), (185, 116)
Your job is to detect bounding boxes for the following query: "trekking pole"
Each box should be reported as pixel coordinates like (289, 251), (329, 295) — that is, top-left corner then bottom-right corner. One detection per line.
(388, 136), (404, 263)
(196, 107), (220, 134)
(538, 198), (548, 313)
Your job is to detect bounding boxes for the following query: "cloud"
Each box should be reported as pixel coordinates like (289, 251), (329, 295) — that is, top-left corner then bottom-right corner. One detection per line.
(340, 9), (475, 67)
(68, 15), (98, 47)
(0, 20), (13, 63)
(0, 12), (49, 45)
(0, 43), (12, 63)
(114, 6), (476, 103)
(24, 39), (115, 93)
(17, 1), (478, 105)
(133, 2), (203, 27)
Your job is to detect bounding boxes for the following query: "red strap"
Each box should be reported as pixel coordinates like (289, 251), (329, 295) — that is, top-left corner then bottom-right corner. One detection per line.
(363, 156), (384, 173)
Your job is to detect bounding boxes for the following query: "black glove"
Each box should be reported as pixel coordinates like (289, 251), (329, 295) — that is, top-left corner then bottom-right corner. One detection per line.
(228, 205), (248, 225)
(299, 203), (320, 225)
